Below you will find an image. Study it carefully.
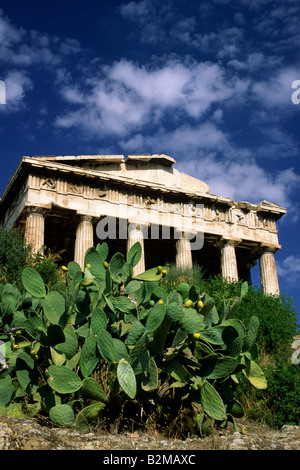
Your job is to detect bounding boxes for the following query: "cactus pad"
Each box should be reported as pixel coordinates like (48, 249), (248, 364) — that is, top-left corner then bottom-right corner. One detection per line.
(47, 365), (82, 394)
(117, 358), (137, 399)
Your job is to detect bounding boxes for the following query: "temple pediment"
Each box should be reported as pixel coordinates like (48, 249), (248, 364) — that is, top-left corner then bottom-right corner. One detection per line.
(28, 154), (211, 195)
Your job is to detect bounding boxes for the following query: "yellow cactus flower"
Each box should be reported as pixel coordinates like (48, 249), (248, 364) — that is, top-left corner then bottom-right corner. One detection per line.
(198, 300), (204, 309)
(162, 269), (167, 276)
(158, 299), (164, 304)
(12, 344), (19, 350)
(185, 299), (193, 307)
(61, 265), (68, 271)
(86, 263), (91, 269)
(193, 333), (201, 339)
(103, 261), (109, 268)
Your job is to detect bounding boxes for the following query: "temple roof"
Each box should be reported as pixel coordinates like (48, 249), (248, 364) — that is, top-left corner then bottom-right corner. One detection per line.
(27, 154), (211, 195)
(0, 154), (287, 222)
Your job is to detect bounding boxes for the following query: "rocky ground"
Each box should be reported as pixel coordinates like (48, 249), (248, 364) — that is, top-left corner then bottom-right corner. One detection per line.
(0, 416), (299, 451)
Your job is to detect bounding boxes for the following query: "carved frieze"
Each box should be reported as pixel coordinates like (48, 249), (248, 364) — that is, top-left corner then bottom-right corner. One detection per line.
(204, 205), (226, 222)
(27, 172), (278, 234)
(96, 187), (108, 198)
(68, 182), (82, 195)
(42, 177), (56, 190)
(234, 208), (247, 225)
(256, 214), (275, 231)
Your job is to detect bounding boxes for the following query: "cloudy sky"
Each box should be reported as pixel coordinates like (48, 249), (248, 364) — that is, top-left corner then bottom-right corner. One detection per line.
(0, 0), (299, 321)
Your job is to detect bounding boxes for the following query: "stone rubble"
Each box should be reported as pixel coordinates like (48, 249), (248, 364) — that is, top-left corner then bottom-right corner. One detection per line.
(0, 416), (299, 451)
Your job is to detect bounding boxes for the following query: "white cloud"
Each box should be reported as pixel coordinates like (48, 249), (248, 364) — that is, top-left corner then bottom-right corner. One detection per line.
(252, 67), (300, 108)
(175, 152), (300, 213)
(1, 3), (299, 230)
(119, 0), (152, 21)
(53, 52), (300, 223)
(119, 118), (300, 217)
(0, 9), (81, 68)
(0, 9), (24, 48)
(277, 255), (300, 286)
(0, 70), (32, 111)
(108, 60), (189, 107)
(55, 59), (250, 137)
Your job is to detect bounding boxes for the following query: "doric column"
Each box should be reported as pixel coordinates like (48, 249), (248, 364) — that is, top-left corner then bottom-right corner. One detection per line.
(127, 223), (145, 276)
(74, 215), (94, 270)
(24, 206), (46, 255)
(220, 239), (239, 283)
(259, 246), (280, 296)
(176, 233), (193, 269)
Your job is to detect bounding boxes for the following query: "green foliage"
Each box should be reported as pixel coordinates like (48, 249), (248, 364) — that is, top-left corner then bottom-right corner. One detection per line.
(263, 350), (300, 428)
(0, 229), (31, 285)
(200, 275), (299, 429)
(160, 262), (205, 292)
(199, 275), (299, 351)
(0, 242), (269, 437)
(31, 249), (64, 291)
(22, 267), (47, 298)
(49, 404), (75, 426)
(0, 229), (63, 291)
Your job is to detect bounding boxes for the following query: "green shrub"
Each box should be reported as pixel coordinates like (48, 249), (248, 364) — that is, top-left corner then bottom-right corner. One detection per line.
(264, 349), (300, 428)
(0, 243), (266, 437)
(0, 230), (63, 292)
(189, 275), (300, 428)
(238, 348), (300, 429)
(235, 289), (299, 353)
(0, 229), (31, 286)
(30, 248), (65, 292)
(160, 262), (205, 292)
(200, 275), (299, 352)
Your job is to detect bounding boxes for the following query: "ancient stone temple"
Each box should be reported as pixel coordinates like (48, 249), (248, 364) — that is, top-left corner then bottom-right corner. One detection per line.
(0, 154), (286, 295)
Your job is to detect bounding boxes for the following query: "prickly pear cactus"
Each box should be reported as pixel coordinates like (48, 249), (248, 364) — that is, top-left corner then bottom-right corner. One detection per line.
(49, 404), (75, 427)
(21, 267), (46, 298)
(47, 365), (82, 394)
(117, 358), (137, 399)
(0, 243), (268, 437)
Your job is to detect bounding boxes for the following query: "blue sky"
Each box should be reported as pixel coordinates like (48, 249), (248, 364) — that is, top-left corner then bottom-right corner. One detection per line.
(0, 0), (299, 322)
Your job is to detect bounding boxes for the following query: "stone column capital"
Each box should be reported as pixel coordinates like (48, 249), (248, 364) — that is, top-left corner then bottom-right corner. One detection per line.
(174, 229), (197, 240)
(221, 237), (242, 247)
(128, 222), (146, 230)
(76, 213), (96, 224)
(24, 205), (49, 217)
(215, 237), (241, 249)
(259, 244), (280, 255)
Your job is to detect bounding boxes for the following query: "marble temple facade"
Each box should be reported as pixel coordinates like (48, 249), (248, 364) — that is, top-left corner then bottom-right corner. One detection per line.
(0, 154), (286, 295)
